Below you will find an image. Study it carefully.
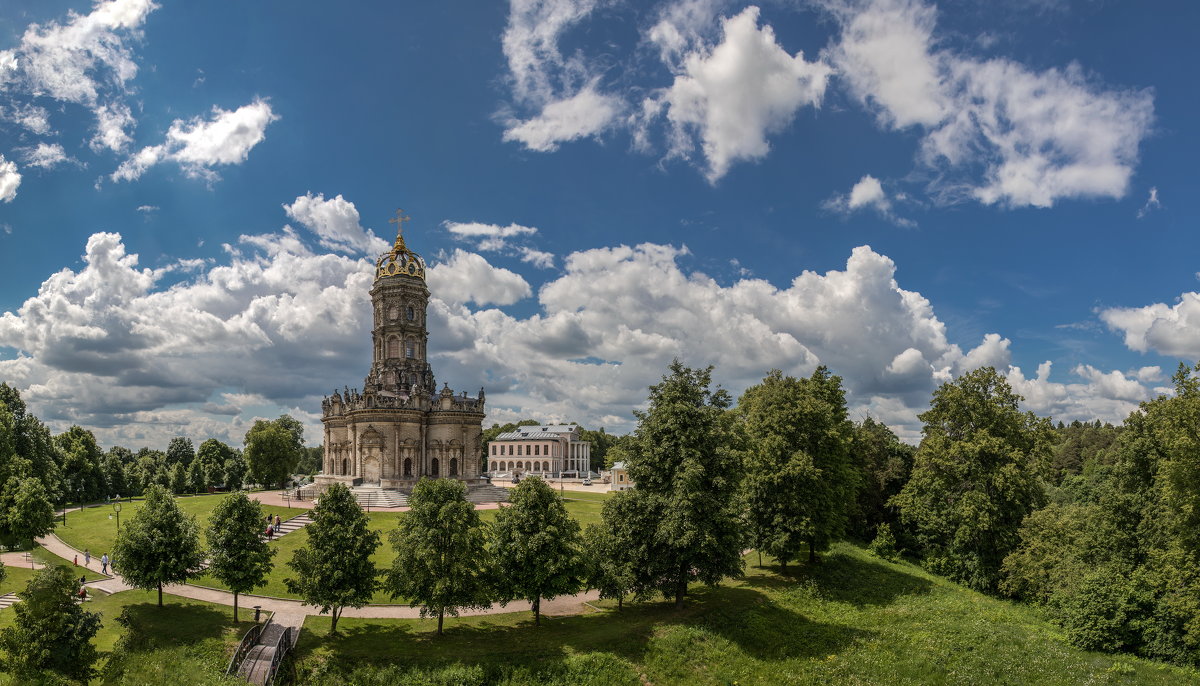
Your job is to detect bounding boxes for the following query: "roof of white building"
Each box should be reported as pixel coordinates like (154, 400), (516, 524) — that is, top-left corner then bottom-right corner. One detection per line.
(494, 424), (582, 441)
(610, 461), (627, 470)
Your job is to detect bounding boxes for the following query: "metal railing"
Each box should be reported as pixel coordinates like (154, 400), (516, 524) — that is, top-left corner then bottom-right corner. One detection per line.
(265, 625), (294, 686)
(226, 616), (269, 676)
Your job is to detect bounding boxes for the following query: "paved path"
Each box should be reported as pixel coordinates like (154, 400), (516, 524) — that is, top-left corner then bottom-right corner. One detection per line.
(249, 489), (506, 514)
(0, 551), (45, 569)
(35, 533), (601, 626)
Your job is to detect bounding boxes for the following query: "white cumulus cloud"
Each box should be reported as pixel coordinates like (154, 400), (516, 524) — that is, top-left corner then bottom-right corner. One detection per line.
(283, 192), (390, 256)
(427, 249), (533, 307)
(113, 99), (278, 183)
(0, 155), (22, 202)
(823, 174), (914, 226)
(828, 0), (1154, 208)
(21, 142), (72, 170)
(647, 6), (831, 182)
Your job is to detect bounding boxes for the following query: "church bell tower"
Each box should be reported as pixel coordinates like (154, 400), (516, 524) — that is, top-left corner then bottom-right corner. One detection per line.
(365, 210), (435, 399)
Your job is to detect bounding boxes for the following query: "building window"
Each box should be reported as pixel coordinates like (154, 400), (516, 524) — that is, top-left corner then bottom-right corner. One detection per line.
(534, 444), (540, 456)
(407, 306), (415, 321)
(403, 458), (412, 478)
(543, 461), (549, 471)
(406, 342), (415, 358)
(387, 338), (400, 358)
(431, 458), (440, 477)
(450, 458), (458, 476)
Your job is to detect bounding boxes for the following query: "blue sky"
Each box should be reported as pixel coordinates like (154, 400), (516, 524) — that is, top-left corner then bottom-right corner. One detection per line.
(0, 0), (1196, 448)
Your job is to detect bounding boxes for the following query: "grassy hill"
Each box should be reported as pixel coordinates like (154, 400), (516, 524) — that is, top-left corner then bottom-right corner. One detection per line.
(292, 543), (1200, 686)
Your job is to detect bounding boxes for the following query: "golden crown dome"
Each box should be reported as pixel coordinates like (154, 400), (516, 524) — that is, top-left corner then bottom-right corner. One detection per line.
(376, 209), (426, 281)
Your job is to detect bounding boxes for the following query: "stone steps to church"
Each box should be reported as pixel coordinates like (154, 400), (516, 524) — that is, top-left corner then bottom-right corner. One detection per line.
(0, 593), (18, 610)
(466, 486), (510, 503)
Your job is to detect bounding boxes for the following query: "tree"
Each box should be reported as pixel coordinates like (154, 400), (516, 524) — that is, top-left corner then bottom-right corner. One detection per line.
(623, 360), (744, 606)
(384, 478), (490, 634)
(103, 449), (130, 498)
(849, 417), (915, 541)
(490, 476), (584, 625)
(186, 459), (207, 494)
(0, 477), (56, 550)
(225, 453), (249, 491)
(111, 484), (205, 606)
(894, 367), (1050, 593)
(738, 368), (857, 569)
(55, 426), (106, 503)
(207, 492), (275, 622)
(0, 384), (62, 500)
(196, 438), (235, 482)
(0, 566), (101, 682)
(582, 520), (635, 610)
(169, 462), (188, 495)
(244, 418), (303, 489)
(285, 482), (379, 632)
(165, 436), (195, 468)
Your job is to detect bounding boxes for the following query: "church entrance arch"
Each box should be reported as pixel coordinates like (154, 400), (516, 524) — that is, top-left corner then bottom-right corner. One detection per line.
(363, 455), (380, 485)
(431, 457), (440, 477)
(403, 458), (412, 478)
(341, 458), (349, 475)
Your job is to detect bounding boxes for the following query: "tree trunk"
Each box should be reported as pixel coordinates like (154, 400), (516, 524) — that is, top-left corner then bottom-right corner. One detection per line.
(534, 596), (541, 626)
(438, 607), (444, 635)
(757, 550), (762, 567)
(781, 557), (787, 574)
(617, 594), (623, 611)
(157, 582), (163, 607)
(675, 561), (687, 608)
(233, 591), (239, 622)
(809, 537), (817, 563)
(331, 606), (340, 633)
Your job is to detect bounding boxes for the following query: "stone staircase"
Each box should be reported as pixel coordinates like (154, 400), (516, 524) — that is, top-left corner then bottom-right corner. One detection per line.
(0, 593), (17, 611)
(274, 512), (312, 536)
(351, 486), (408, 509)
(467, 485), (510, 503)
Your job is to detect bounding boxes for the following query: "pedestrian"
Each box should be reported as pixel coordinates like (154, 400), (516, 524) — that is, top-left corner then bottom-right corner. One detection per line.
(101, 553), (109, 575)
(266, 524), (273, 540)
(274, 514), (281, 529)
(84, 549), (91, 566)
(73, 554), (78, 566)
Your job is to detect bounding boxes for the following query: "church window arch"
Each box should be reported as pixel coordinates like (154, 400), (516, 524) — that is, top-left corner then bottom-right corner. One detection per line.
(431, 458), (440, 477)
(342, 458), (349, 475)
(450, 458), (458, 476)
(403, 458), (412, 478)
(406, 339), (415, 359)
(387, 337), (400, 359)
(407, 306), (415, 321)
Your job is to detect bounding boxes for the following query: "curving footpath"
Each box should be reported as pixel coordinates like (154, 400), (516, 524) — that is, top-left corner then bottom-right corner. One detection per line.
(34, 532), (601, 635)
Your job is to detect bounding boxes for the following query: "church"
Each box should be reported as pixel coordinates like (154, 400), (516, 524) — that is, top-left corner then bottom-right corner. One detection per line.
(315, 213), (487, 491)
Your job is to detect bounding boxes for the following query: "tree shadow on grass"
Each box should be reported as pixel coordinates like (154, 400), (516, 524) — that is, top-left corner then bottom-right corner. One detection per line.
(108, 602), (237, 652)
(297, 585), (870, 675)
(746, 551), (933, 608)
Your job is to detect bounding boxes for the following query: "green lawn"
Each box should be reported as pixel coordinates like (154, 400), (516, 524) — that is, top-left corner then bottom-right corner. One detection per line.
(291, 543), (1200, 686)
(0, 586), (249, 685)
(0, 564), (37, 596)
(194, 499), (605, 603)
(53, 494), (301, 556)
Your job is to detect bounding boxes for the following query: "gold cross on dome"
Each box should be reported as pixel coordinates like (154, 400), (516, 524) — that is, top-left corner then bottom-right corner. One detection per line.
(388, 209), (411, 249)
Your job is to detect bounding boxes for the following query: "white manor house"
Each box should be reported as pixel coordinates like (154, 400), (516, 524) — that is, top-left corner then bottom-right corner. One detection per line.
(488, 424), (593, 477)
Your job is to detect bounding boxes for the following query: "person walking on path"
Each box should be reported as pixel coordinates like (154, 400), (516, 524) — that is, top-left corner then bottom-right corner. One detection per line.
(274, 514), (281, 529)
(73, 554), (78, 566)
(84, 549), (91, 566)
(101, 553), (109, 575)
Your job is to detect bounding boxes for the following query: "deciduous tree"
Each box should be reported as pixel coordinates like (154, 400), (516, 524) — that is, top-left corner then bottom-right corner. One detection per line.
(285, 482), (378, 632)
(385, 478), (490, 634)
(0, 566), (101, 682)
(165, 436), (195, 468)
(207, 492), (275, 622)
(0, 476), (56, 550)
(244, 418), (303, 489)
(894, 367), (1050, 592)
(111, 484), (205, 606)
(624, 360), (744, 606)
(738, 367), (857, 569)
(490, 477), (584, 625)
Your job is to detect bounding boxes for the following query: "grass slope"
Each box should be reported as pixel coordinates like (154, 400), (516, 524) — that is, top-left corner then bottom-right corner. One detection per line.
(0, 588), (247, 685)
(292, 543), (1200, 686)
(193, 499), (605, 603)
(54, 494), (301, 556)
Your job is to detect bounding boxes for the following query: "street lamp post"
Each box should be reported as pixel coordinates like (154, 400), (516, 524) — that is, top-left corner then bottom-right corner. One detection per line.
(112, 501), (122, 536)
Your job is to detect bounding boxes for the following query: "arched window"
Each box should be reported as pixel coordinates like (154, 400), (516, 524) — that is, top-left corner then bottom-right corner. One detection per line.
(405, 341), (415, 358)
(341, 458), (349, 475)
(450, 458), (458, 476)
(387, 337), (400, 358)
(543, 461), (549, 472)
(407, 306), (415, 321)
(431, 458), (440, 477)
(403, 458), (412, 478)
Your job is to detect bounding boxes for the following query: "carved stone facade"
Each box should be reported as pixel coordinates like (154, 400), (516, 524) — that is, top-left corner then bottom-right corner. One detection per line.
(317, 220), (485, 490)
